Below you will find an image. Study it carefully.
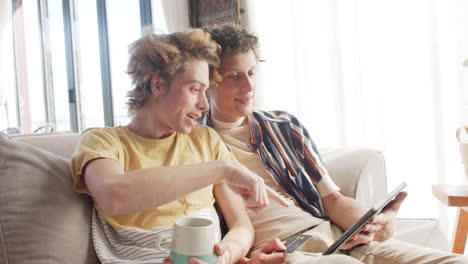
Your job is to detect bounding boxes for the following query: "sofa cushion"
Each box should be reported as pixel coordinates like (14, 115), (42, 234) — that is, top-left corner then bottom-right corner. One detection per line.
(0, 132), (99, 263)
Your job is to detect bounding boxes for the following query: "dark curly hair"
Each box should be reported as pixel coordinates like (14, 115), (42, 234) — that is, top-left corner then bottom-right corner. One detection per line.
(203, 23), (260, 58)
(126, 29), (221, 116)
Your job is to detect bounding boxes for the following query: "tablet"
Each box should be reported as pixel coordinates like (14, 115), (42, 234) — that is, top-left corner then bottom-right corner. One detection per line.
(322, 181), (407, 255)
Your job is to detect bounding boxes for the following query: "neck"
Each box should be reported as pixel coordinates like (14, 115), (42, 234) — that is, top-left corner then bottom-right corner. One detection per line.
(128, 106), (174, 139)
(211, 110), (246, 124)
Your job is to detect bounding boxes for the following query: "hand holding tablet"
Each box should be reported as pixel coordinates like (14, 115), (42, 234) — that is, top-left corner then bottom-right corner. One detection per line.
(278, 182), (407, 255)
(323, 182), (408, 255)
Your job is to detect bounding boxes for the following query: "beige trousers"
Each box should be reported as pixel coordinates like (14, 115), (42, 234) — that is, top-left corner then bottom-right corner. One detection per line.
(285, 221), (468, 264)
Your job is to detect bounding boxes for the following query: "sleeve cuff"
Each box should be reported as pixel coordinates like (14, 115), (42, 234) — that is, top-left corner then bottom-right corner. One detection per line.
(316, 174), (340, 197)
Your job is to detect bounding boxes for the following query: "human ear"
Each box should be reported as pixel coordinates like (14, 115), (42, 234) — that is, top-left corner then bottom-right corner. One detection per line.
(150, 74), (162, 95)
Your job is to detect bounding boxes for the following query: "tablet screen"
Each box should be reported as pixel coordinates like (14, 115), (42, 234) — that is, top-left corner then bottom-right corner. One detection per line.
(323, 182), (407, 255)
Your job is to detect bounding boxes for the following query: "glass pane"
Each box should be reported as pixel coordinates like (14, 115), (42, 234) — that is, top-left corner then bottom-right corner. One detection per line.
(73, 0), (105, 129)
(47, 0), (71, 132)
(106, 0), (141, 126)
(23, 0), (47, 132)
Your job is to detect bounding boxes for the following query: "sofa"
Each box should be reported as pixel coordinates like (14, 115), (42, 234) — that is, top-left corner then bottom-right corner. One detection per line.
(0, 132), (449, 263)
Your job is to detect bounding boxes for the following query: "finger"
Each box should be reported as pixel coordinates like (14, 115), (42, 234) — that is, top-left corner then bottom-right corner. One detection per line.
(228, 185), (255, 206)
(353, 232), (374, 245)
(371, 213), (387, 226)
(255, 252), (286, 264)
(382, 191), (408, 213)
(361, 223), (381, 233)
(163, 257), (173, 264)
(257, 179), (264, 206)
(188, 258), (208, 264)
(214, 242), (225, 256)
(238, 257), (250, 264)
(261, 238), (287, 254)
(341, 238), (360, 250)
(368, 213), (385, 225)
(341, 232), (373, 250)
(255, 179), (261, 207)
(266, 186), (290, 207)
(388, 191), (408, 212)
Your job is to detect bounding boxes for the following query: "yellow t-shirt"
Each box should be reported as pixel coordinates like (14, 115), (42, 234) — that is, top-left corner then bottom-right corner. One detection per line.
(71, 125), (235, 231)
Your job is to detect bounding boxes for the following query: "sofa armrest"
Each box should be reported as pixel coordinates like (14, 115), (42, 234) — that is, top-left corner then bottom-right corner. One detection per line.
(319, 148), (388, 207)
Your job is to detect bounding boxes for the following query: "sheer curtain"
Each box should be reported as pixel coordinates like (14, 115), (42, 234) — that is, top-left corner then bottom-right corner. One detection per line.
(0, 0), (15, 130)
(152, 0), (190, 34)
(244, 0), (468, 235)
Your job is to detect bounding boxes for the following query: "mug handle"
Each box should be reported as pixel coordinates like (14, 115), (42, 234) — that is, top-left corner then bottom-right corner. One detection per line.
(155, 233), (172, 253)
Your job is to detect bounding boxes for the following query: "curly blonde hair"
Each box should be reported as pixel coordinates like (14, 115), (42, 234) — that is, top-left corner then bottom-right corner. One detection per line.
(126, 29), (221, 116)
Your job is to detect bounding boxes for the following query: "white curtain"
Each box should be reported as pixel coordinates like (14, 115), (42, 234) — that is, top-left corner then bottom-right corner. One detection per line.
(245, 0), (468, 236)
(0, 0), (15, 130)
(152, 0), (190, 34)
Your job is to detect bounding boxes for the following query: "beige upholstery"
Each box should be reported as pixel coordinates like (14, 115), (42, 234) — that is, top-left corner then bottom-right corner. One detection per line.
(320, 148), (387, 207)
(0, 133), (99, 264)
(0, 132), (449, 263)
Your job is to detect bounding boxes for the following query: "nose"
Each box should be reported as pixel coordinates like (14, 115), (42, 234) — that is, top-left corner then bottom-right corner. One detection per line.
(241, 75), (254, 92)
(197, 92), (209, 112)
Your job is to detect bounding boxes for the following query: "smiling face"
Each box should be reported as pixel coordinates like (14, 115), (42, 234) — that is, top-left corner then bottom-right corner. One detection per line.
(208, 50), (257, 123)
(155, 60), (210, 135)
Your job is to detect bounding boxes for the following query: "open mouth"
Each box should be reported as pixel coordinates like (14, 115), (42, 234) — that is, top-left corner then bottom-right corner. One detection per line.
(235, 97), (252, 105)
(187, 113), (200, 120)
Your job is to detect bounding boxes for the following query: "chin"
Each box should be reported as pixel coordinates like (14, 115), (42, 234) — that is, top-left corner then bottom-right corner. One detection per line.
(240, 107), (253, 116)
(179, 126), (194, 135)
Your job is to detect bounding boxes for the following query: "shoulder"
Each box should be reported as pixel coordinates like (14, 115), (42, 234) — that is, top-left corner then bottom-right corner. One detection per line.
(82, 126), (119, 138)
(254, 109), (302, 125)
(80, 127), (121, 144)
(189, 125), (222, 141)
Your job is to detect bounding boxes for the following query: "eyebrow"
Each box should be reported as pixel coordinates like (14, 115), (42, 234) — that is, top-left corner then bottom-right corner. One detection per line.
(186, 80), (208, 87)
(220, 66), (256, 73)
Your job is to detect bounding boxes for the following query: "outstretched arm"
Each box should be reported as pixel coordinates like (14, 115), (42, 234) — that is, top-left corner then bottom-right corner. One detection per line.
(84, 158), (288, 216)
(84, 158), (229, 215)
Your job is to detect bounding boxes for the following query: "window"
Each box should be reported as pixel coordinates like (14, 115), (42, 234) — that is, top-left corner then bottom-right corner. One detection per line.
(22, 0), (47, 132)
(46, 0), (71, 132)
(73, 0), (105, 128)
(3, 0), (192, 134)
(106, 0), (141, 126)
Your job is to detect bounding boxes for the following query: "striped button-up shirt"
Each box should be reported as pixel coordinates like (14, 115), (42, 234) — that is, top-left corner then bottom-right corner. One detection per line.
(201, 110), (330, 218)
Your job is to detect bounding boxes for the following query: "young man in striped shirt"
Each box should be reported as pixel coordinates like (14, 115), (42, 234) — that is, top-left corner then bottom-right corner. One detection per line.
(202, 24), (468, 264)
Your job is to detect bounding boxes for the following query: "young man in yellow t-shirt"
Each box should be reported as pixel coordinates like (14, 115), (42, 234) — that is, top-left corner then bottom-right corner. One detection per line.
(71, 29), (288, 264)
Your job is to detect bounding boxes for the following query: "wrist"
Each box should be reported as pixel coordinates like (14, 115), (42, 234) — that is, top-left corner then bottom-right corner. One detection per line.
(209, 160), (236, 184)
(220, 159), (238, 182)
(220, 241), (241, 264)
